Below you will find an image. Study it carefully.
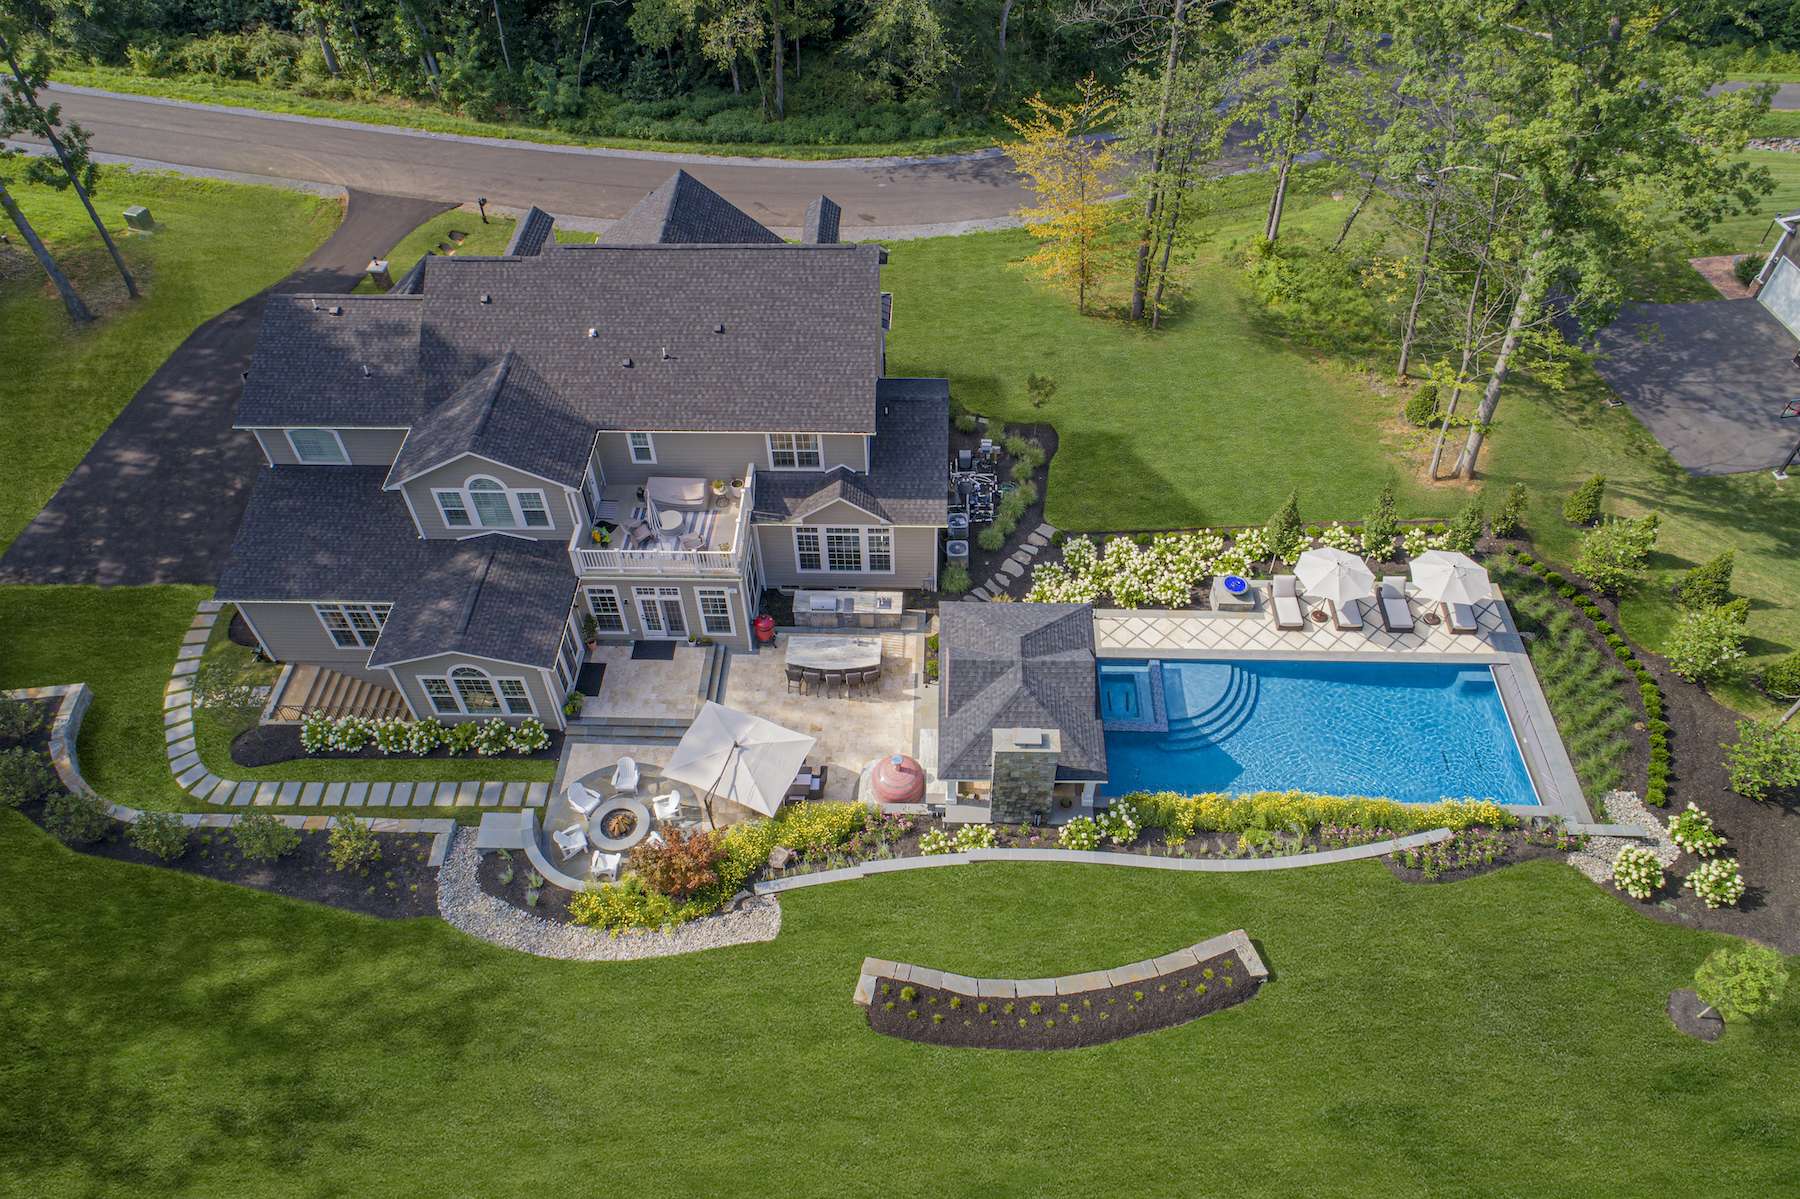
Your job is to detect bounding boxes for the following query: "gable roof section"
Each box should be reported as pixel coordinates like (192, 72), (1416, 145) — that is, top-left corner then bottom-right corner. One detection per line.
(383, 351), (594, 489)
(505, 206), (557, 257)
(213, 466), (430, 602)
(754, 378), (950, 525)
(368, 537), (577, 669)
(937, 602), (1106, 782)
(237, 295), (424, 428)
(599, 170), (783, 246)
(803, 196), (841, 244)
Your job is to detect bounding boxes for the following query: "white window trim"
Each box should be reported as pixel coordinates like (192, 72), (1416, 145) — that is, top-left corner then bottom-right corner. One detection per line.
(584, 586), (627, 633)
(696, 588), (735, 637)
(431, 475), (552, 531)
(792, 525), (895, 574)
(312, 602), (389, 649)
(765, 432), (824, 471)
(420, 664), (537, 717)
(628, 432), (657, 464)
(286, 427), (350, 465)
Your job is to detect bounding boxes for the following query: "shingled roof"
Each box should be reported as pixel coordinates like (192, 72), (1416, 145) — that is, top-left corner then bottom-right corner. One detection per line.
(598, 170), (783, 246)
(504, 206), (557, 257)
(384, 350), (595, 489)
(754, 378), (949, 525)
(937, 603), (1106, 783)
(238, 296), (424, 427)
(368, 537), (577, 669)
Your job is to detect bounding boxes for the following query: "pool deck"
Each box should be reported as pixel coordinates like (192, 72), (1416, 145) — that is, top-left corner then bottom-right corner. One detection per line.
(1092, 588), (1590, 826)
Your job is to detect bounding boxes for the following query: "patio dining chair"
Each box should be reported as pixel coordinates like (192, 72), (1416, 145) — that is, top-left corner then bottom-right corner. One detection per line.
(858, 667), (882, 692)
(823, 669), (847, 696)
(552, 823), (589, 861)
(801, 669), (824, 695)
(785, 664), (806, 694)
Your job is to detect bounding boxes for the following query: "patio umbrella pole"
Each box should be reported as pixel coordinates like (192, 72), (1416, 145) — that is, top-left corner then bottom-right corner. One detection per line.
(701, 741), (742, 828)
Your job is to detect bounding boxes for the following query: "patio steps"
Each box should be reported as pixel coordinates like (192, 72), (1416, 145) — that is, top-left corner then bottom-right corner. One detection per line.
(697, 643), (728, 705)
(562, 715), (691, 744)
(292, 666), (410, 722)
(1162, 664), (1259, 749)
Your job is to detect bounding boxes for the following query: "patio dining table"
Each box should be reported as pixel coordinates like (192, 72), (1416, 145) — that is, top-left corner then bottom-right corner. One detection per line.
(785, 635), (882, 672)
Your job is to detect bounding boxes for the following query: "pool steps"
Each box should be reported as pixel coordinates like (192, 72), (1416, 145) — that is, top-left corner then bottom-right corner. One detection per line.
(1162, 663), (1260, 749)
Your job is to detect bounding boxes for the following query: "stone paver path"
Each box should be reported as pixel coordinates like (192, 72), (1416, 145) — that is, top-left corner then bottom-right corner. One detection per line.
(165, 601), (552, 812)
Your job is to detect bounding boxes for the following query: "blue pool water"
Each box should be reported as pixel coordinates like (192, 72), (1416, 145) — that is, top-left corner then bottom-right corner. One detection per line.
(1099, 659), (1540, 806)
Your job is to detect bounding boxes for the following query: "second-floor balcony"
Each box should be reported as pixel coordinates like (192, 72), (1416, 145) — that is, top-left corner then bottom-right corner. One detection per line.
(570, 466), (754, 578)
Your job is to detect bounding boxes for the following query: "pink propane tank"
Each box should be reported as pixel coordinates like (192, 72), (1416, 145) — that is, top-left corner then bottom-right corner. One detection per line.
(872, 753), (927, 804)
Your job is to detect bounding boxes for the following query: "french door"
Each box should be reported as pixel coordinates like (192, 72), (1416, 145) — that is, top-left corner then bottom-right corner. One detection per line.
(635, 587), (686, 639)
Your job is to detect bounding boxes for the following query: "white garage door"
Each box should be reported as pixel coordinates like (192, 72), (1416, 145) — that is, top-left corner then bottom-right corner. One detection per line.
(1759, 255), (1800, 340)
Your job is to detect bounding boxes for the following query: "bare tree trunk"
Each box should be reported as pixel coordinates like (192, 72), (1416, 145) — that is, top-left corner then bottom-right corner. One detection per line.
(1331, 171), (1378, 251)
(1264, 152), (1294, 242)
(578, 2), (596, 85)
(314, 21), (341, 75)
(989, 0), (1015, 107)
(1130, 0), (1187, 324)
(1451, 266), (1539, 479)
(769, 0), (785, 119)
(793, 36), (800, 77)
(730, 57), (741, 94)
(0, 179), (93, 322)
(406, 5), (441, 93)
(493, 0), (514, 71)
(1149, 151), (1197, 329)
(1429, 271), (1486, 479)
(1395, 183), (1442, 381)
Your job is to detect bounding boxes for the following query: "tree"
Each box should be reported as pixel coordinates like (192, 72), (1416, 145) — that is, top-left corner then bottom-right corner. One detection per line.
(1004, 79), (1121, 314)
(848, 0), (956, 95)
(1562, 475), (1606, 526)
(1665, 606), (1749, 684)
(0, 168), (91, 323)
(1694, 945), (1789, 1024)
(1573, 514), (1657, 596)
(1361, 481), (1400, 557)
(0, 29), (138, 300)
(1267, 489), (1304, 560)
(1446, 0), (1772, 478)
(1677, 550), (1736, 610)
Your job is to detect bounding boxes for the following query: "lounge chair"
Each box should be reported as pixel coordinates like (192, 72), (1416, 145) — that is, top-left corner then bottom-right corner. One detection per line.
(552, 823), (589, 861)
(1378, 577), (1415, 633)
(624, 519), (656, 549)
(567, 784), (602, 817)
(1271, 575), (1306, 630)
(613, 757), (640, 794)
(1331, 598), (1365, 631)
(1445, 602), (1479, 634)
(591, 850), (622, 881)
(786, 766), (825, 802)
(652, 791), (684, 822)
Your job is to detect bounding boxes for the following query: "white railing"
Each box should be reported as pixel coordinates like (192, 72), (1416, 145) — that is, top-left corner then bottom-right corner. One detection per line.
(570, 464), (756, 579)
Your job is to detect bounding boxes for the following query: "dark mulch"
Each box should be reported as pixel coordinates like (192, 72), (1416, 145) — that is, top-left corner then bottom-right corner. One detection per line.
(227, 609), (260, 648)
(229, 723), (563, 768)
(477, 846), (576, 921)
(1381, 827), (1578, 885)
(1, 700), (56, 755)
(866, 948), (1259, 1050)
(1667, 988), (1725, 1042)
(19, 798), (439, 919)
(955, 419), (1057, 596)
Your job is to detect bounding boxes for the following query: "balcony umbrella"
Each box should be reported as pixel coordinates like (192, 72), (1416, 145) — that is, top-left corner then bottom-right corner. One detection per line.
(662, 701), (816, 823)
(1294, 547), (1376, 607)
(1409, 550), (1494, 606)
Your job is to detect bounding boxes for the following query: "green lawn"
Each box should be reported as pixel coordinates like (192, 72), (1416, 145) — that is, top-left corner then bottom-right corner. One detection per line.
(2, 812), (1795, 1195)
(351, 212), (595, 294)
(0, 170), (339, 552)
(191, 612), (554, 786)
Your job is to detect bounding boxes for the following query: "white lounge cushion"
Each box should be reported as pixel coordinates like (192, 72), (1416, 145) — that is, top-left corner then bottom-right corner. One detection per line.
(644, 476), (708, 509)
(1332, 599), (1364, 630)
(1447, 602), (1479, 633)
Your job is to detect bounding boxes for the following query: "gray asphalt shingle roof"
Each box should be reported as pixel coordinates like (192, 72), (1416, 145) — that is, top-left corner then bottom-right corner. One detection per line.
(937, 603), (1106, 782)
(237, 296), (425, 427)
(599, 170), (783, 246)
(505, 206), (557, 257)
(384, 351), (596, 489)
(368, 537), (576, 669)
(753, 378), (949, 525)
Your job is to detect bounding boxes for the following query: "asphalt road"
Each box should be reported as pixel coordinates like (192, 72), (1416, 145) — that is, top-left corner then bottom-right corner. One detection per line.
(1714, 80), (1800, 109)
(26, 84), (1038, 235)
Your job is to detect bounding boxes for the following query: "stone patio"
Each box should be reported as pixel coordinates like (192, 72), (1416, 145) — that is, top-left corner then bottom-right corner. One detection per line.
(581, 644), (708, 721)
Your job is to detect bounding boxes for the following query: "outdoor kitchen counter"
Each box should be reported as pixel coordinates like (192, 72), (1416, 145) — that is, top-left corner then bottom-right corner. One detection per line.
(785, 635), (884, 671)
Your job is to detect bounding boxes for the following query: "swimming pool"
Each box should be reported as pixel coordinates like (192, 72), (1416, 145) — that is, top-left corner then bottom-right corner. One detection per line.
(1099, 659), (1540, 806)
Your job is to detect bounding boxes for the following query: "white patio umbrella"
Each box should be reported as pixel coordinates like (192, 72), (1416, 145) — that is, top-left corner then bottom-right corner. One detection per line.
(1294, 547), (1375, 606)
(662, 702), (816, 821)
(1409, 550), (1495, 606)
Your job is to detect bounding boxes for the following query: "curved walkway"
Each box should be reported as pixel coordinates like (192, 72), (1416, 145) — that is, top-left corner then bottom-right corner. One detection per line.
(0, 189), (449, 586)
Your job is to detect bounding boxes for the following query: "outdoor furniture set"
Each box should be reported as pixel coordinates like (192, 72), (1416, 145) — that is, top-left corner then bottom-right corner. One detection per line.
(784, 635), (884, 696)
(1271, 549), (1494, 636)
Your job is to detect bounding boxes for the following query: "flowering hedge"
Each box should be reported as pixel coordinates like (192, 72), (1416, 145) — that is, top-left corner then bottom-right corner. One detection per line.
(1611, 845), (1664, 900)
(298, 712), (550, 757)
(1123, 790), (1514, 839)
(1685, 857), (1745, 909)
(1667, 803), (1726, 857)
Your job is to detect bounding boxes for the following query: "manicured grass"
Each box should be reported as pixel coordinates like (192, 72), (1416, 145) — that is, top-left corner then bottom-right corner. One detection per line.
(191, 614), (554, 785)
(0, 170), (339, 552)
(350, 213), (594, 294)
(54, 65), (996, 161)
(1499, 558), (1636, 808)
(3, 814), (1796, 1195)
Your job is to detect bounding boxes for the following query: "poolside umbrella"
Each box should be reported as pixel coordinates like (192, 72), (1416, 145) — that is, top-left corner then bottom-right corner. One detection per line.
(662, 702), (816, 823)
(1409, 550), (1494, 606)
(1294, 547), (1375, 607)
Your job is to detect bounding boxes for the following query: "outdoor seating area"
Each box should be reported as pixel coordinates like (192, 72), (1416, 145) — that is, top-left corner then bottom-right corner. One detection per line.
(783, 634), (885, 696)
(1265, 549), (1496, 642)
(588, 476), (744, 556)
(542, 756), (704, 881)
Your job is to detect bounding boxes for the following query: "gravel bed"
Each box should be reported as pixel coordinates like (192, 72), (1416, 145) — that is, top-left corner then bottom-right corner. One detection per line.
(1567, 790), (1680, 885)
(435, 830), (782, 961)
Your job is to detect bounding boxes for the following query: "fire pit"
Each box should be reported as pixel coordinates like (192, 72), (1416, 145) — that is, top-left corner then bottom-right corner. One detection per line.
(602, 808), (639, 841)
(587, 798), (653, 852)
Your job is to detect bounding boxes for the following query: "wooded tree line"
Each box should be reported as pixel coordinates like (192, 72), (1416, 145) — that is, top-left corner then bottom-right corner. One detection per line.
(1007, 0), (1775, 480)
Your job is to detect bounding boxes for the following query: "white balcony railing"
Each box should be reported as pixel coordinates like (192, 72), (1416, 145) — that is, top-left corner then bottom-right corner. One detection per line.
(570, 464), (755, 579)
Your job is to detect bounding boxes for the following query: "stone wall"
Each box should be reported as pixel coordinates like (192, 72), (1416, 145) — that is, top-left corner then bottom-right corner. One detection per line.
(989, 727), (1060, 823)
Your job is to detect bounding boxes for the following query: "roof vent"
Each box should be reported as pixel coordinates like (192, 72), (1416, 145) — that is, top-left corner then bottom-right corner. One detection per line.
(714, 323), (725, 334)
(621, 357), (633, 368)
(310, 299), (319, 312)
(661, 346), (671, 360)
(587, 327), (598, 338)
(329, 305), (342, 316)
(361, 364), (372, 379)
(480, 293), (492, 304)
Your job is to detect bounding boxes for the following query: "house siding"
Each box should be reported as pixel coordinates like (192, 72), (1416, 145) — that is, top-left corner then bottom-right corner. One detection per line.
(235, 600), (396, 685)
(398, 456), (577, 541)
(578, 576), (755, 651)
(755, 523), (939, 590)
(594, 430), (862, 483)
(389, 653), (564, 729)
(253, 427), (408, 467)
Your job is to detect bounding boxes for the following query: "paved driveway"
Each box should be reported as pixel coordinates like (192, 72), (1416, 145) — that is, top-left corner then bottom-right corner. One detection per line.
(1587, 299), (1800, 476)
(0, 191), (449, 586)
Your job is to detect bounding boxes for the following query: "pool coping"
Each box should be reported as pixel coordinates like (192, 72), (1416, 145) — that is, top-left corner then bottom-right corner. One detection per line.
(1093, 643), (1588, 826)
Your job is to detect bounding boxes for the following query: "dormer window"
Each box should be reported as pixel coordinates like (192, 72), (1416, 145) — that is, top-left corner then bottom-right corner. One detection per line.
(433, 475), (553, 531)
(767, 432), (822, 470)
(286, 427), (349, 465)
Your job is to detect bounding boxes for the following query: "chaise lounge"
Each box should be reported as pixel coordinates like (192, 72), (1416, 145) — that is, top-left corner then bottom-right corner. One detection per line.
(1444, 602), (1480, 634)
(1271, 575), (1306, 630)
(1378, 577), (1415, 633)
(1330, 598), (1364, 631)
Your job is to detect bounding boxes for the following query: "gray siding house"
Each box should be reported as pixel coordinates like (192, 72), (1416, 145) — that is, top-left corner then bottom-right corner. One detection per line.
(214, 172), (949, 730)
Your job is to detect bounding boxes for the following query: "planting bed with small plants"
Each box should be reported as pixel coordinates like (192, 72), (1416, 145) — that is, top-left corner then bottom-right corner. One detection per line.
(942, 416), (1056, 598)
(478, 847), (574, 922)
(865, 947), (1259, 1050)
(1385, 824), (1585, 884)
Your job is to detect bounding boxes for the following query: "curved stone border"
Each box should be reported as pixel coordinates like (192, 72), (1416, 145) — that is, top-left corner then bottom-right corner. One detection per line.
(6, 682), (455, 865)
(435, 831), (781, 960)
(164, 601), (549, 812)
(756, 828), (1457, 896)
(852, 929), (1267, 1007)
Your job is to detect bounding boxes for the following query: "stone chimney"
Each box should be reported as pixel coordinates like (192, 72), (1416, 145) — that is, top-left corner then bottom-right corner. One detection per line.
(803, 196), (841, 245)
(990, 728), (1060, 823)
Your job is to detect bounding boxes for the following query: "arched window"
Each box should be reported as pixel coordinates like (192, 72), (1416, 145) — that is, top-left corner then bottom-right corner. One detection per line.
(451, 666), (502, 714)
(432, 474), (552, 531)
(423, 665), (537, 717)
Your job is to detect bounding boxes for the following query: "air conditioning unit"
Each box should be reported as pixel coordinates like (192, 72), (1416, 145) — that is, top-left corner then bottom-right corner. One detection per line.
(945, 539), (969, 565)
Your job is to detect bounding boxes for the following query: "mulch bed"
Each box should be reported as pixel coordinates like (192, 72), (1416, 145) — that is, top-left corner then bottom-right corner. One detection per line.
(227, 609), (260, 648)
(229, 723), (563, 767)
(18, 797), (438, 919)
(477, 846), (577, 922)
(955, 419), (1057, 597)
(1381, 826), (1578, 885)
(865, 947), (1258, 1050)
